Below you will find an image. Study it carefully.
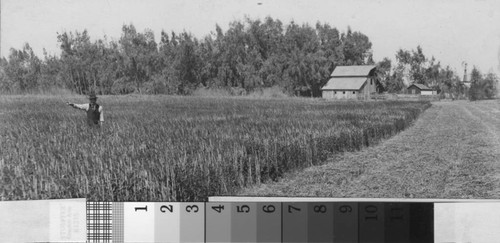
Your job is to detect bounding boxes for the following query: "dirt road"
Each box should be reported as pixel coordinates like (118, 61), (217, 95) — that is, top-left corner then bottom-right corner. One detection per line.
(240, 100), (500, 198)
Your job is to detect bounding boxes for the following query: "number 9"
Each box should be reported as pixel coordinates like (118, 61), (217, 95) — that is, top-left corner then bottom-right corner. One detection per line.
(339, 205), (352, 213)
(262, 205), (275, 213)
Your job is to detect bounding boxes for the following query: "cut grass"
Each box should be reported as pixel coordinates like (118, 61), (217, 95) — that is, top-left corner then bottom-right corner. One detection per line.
(240, 100), (500, 199)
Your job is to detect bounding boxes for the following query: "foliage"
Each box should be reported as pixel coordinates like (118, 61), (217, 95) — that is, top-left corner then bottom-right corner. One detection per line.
(118, 25), (160, 94)
(469, 67), (498, 100)
(341, 27), (373, 65)
(1, 18), (474, 98)
(0, 96), (430, 201)
(0, 18), (373, 96)
(3, 44), (41, 92)
(378, 46), (466, 98)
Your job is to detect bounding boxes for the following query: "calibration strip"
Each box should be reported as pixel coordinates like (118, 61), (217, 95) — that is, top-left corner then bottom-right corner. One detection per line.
(1, 198), (500, 242)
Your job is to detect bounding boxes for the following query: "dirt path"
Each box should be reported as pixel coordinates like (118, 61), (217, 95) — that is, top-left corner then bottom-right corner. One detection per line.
(240, 100), (500, 199)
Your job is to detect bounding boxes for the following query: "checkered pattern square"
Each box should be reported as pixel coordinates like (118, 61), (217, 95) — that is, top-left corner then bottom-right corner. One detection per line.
(86, 201), (112, 242)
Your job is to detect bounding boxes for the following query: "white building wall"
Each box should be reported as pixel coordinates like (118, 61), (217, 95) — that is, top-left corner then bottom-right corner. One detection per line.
(322, 90), (359, 99)
(322, 91), (334, 99)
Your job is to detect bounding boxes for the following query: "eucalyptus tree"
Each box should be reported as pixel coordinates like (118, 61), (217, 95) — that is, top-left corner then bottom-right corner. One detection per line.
(4, 43), (41, 92)
(118, 24), (159, 94)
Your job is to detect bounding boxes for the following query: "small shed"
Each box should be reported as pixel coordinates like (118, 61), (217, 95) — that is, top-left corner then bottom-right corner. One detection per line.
(407, 84), (437, 95)
(321, 65), (380, 100)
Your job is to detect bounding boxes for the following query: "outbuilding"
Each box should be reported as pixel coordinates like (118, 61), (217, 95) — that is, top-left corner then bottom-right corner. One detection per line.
(321, 65), (380, 100)
(407, 83), (437, 95)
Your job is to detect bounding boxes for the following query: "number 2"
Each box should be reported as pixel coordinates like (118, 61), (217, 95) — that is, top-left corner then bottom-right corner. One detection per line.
(160, 205), (173, 213)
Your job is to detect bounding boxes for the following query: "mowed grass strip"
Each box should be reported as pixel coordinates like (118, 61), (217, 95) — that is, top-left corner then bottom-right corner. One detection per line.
(0, 95), (430, 201)
(241, 100), (500, 199)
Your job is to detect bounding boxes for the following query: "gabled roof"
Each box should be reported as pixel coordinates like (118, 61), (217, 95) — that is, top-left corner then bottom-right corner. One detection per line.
(408, 83), (433, 91)
(330, 65), (376, 77)
(321, 77), (367, 90)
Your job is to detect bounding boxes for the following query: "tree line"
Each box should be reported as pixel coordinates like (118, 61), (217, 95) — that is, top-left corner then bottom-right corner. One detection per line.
(0, 17), (497, 99)
(377, 46), (497, 99)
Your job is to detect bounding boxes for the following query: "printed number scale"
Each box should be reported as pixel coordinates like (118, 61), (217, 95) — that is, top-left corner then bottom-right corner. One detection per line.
(1, 197), (500, 242)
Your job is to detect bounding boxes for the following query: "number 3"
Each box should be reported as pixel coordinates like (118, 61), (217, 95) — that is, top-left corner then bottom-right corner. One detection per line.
(186, 205), (199, 213)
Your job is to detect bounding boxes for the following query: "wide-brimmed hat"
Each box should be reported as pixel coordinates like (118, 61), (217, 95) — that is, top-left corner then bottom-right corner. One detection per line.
(88, 91), (97, 99)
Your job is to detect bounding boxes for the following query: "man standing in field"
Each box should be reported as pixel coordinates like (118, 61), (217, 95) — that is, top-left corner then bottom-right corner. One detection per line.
(67, 91), (104, 126)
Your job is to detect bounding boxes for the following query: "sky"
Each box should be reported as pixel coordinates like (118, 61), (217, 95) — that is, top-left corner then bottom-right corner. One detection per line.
(2, 0), (500, 77)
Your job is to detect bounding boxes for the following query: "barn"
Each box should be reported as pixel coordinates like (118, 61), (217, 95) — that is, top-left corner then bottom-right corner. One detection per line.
(321, 65), (380, 100)
(407, 84), (437, 95)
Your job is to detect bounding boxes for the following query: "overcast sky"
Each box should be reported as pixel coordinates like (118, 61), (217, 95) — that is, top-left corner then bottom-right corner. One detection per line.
(2, 0), (500, 76)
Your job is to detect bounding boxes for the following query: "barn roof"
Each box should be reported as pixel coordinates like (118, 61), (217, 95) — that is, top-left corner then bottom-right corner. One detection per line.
(321, 77), (367, 90)
(408, 83), (433, 91)
(330, 65), (376, 77)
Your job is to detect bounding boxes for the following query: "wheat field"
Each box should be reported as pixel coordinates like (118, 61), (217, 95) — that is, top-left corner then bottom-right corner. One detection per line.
(0, 95), (431, 201)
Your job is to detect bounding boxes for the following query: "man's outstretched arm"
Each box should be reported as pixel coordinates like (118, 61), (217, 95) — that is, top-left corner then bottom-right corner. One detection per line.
(66, 102), (89, 110)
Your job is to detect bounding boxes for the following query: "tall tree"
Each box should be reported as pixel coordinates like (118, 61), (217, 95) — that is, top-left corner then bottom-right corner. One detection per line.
(483, 72), (498, 99)
(424, 57), (441, 89)
(387, 66), (406, 93)
(341, 27), (372, 65)
(4, 43), (41, 92)
(470, 68), (498, 100)
(376, 57), (391, 92)
(394, 46), (428, 85)
(174, 32), (202, 94)
(57, 30), (97, 94)
(469, 66), (483, 100)
(118, 24), (159, 94)
(39, 49), (63, 91)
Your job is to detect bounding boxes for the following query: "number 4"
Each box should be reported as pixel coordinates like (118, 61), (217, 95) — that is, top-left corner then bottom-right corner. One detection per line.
(212, 205), (224, 213)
